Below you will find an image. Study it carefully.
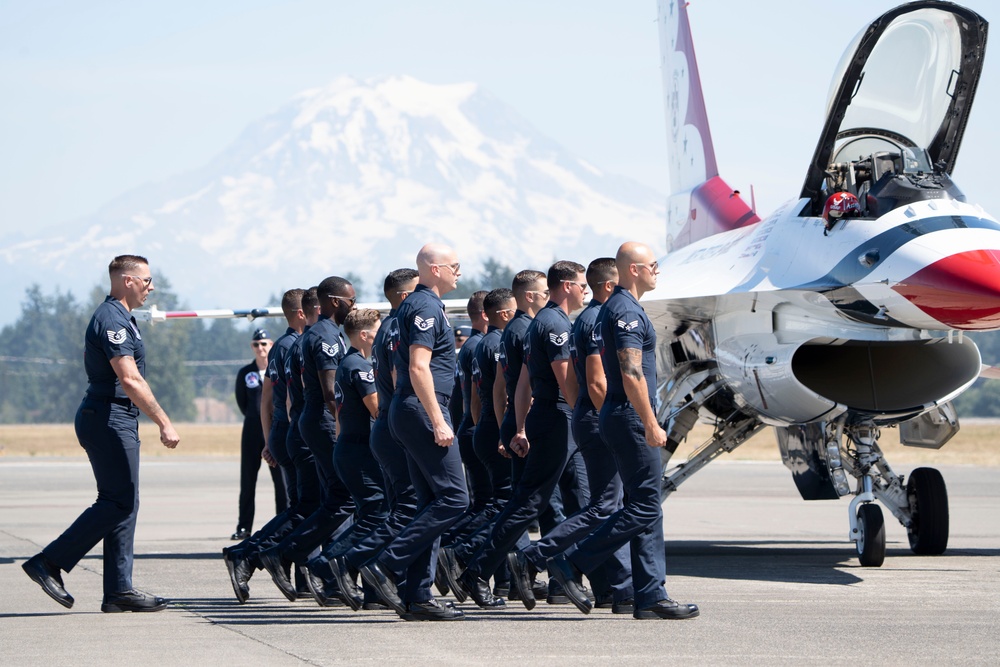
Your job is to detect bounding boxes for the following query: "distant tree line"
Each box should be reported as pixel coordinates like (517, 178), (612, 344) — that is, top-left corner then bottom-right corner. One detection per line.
(8, 261), (998, 423)
(0, 259), (519, 424)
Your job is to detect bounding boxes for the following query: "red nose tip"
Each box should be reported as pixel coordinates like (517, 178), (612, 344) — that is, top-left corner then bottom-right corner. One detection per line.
(893, 249), (1000, 330)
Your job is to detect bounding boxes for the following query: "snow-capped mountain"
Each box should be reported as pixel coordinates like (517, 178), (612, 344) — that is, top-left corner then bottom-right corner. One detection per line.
(0, 75), (666, 311)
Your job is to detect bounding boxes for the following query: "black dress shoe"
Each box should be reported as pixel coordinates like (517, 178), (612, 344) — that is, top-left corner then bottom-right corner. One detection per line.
(493, 585), (509, 598)
(546, 577), (570, 604)
(231, 527), (250, 541)
(595, 593), (614, 608)
(433, 558), (450, 597)
(22, 553), (73, 609)
(101, 589), (168, 613)
(633, 598), (699, 620)
(506, 550), (536, 610)
(359, 562), (405, 615)
(401, 598), (465, 621)
(327, 555), (363, 611)
(612, 598), (635, 614)
(362, 601), (388, 610)
(438, 547), (468, 603)
(223, 550), (252, 603)
(459, 570), (506, 609)
(259, 549), (297, 602)
(547, 555), (592, 615)
(301, 562), (337, 607)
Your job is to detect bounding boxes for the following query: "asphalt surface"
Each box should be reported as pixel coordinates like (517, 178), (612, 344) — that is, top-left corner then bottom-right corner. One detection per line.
(1, 456), (997, 666)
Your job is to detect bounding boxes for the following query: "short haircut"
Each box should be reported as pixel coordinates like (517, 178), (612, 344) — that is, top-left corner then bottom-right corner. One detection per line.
(317, 276), (352, 300)
(383, 268), (419, 298)
(547, 260), (586, 290)
(281, 288), (306, 319)
(344, 308), (381, 336)
(466, 290), (488, 318)
(302, 287), (319, 312)
(483, 288), (514, 312)
(586, 257), (617, 291)
(108, 254), (148, 277)
(512, 269), (546, 296)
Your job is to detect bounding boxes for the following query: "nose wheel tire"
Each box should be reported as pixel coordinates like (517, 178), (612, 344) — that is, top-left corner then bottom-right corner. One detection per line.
(906, 467), (949, 555)
(856, 503), (885, 567)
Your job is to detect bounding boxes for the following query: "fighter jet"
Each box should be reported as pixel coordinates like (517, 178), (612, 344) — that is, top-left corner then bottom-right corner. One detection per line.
(651, 0), (996, 566)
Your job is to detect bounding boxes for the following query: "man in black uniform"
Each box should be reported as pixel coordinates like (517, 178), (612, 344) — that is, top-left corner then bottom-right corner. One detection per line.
(224, 289), (320, 603)
(259, 277), (356, 600)
(509, 257), (634, 612)
(444, 292), (493, 543)
(232, 328), (286, 540)
(360, 243), (469, 621)
(549, 242), (699, 620)
(328, 308), (387, 608)
(326, 269), (421, 609)
(440, 270), (548, 600)
(458, 260), (588, 607)
(23, 255), (179, 612)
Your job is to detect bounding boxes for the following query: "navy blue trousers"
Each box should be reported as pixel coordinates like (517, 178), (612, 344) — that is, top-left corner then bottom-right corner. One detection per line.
(344, 412), (419, 597)
(466, 400), (573, 580)
(272, 409), (354, 564)
(268, 418), (298, 508)
(523, 404), (633, 601)
(568, 402), (667, 610)
(381, 393), (469, 603)
(44, 399), (141, 595)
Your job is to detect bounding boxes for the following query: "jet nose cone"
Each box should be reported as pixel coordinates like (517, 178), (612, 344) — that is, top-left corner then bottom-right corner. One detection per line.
(892, 249), (1000, 330)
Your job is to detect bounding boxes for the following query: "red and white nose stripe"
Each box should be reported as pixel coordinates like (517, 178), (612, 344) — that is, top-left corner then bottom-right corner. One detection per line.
(892, 248), (1000, 330)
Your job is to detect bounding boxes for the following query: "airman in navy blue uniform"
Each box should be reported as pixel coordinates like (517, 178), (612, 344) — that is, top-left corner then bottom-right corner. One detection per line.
(510, 257), (634, 612)
(440, 270), (549, 599)
(232, 328), (286, 539)
(550, 242), (699, 620)
(458, 261), (589, 607)
(471, 288), (518, 517)
(443, 293), (493, 543)
(320, 308), (387, 608)
(327, 269), (421, 610)
(224, 289), (320, 604)
(23, 255), (179, 612)
(359, 243), (469, 621)
(259, 277), (356, 600)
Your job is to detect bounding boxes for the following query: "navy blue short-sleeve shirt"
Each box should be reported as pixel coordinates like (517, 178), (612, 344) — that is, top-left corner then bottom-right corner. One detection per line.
(497, 310), (531, 409)
(85, 296), (144, 398)
(302, 315), (348, 413)
(335, 347), (377, 442)
(570, 299), (602, 410)
(596, 286), (656, 403)
(525, 301), (572, 403)
(394, 285), (455, 396)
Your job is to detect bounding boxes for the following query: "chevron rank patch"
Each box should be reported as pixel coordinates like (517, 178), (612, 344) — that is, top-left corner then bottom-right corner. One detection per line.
(321, 342), (340, 357)
(549, 332), (568, 346)
(414, 315), (435, 331)
(107, 328), (127, 344)
(617, 319), (639, 331)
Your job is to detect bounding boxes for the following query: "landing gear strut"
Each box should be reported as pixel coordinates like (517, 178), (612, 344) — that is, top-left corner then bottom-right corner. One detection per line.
(840, 422), (950, 566)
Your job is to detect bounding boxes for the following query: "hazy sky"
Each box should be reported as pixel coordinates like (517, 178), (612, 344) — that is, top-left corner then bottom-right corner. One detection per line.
(2, 0), (998, 246)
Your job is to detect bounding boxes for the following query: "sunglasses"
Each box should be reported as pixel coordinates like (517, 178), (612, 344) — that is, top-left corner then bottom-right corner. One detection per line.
(252, 341), (269, 348)
(122, 274), (153, 288)
(328, 294), (357, 307)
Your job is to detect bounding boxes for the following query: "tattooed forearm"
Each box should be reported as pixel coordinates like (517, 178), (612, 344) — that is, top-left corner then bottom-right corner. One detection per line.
(617, 348), (644, 381)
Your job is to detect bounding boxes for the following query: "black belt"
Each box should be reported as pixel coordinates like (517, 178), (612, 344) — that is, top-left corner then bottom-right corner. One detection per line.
(86, 394), (134, 408)
(399, 391), (451, 407)
(531, 397), (562, 408)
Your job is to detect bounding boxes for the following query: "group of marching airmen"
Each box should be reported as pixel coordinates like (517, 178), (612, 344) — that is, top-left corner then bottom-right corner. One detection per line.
(223, 240), (699, 621)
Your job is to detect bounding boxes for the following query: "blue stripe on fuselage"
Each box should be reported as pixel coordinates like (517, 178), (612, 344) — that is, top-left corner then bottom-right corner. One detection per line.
(793, 215), (1000, 291)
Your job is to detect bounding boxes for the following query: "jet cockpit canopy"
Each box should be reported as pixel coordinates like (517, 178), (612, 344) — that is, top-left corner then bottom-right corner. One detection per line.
(801, 1), (988, 218)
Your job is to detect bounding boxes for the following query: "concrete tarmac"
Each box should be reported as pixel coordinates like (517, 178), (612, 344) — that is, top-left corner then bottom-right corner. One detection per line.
(1, 456), (997, 666)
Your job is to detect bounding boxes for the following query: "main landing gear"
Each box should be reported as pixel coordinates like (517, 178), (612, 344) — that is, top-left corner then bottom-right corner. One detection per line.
(841, 422), (949, 567)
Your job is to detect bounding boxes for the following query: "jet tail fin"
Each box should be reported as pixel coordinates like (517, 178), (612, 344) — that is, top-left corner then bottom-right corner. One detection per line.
(658, 0), (759, 250)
